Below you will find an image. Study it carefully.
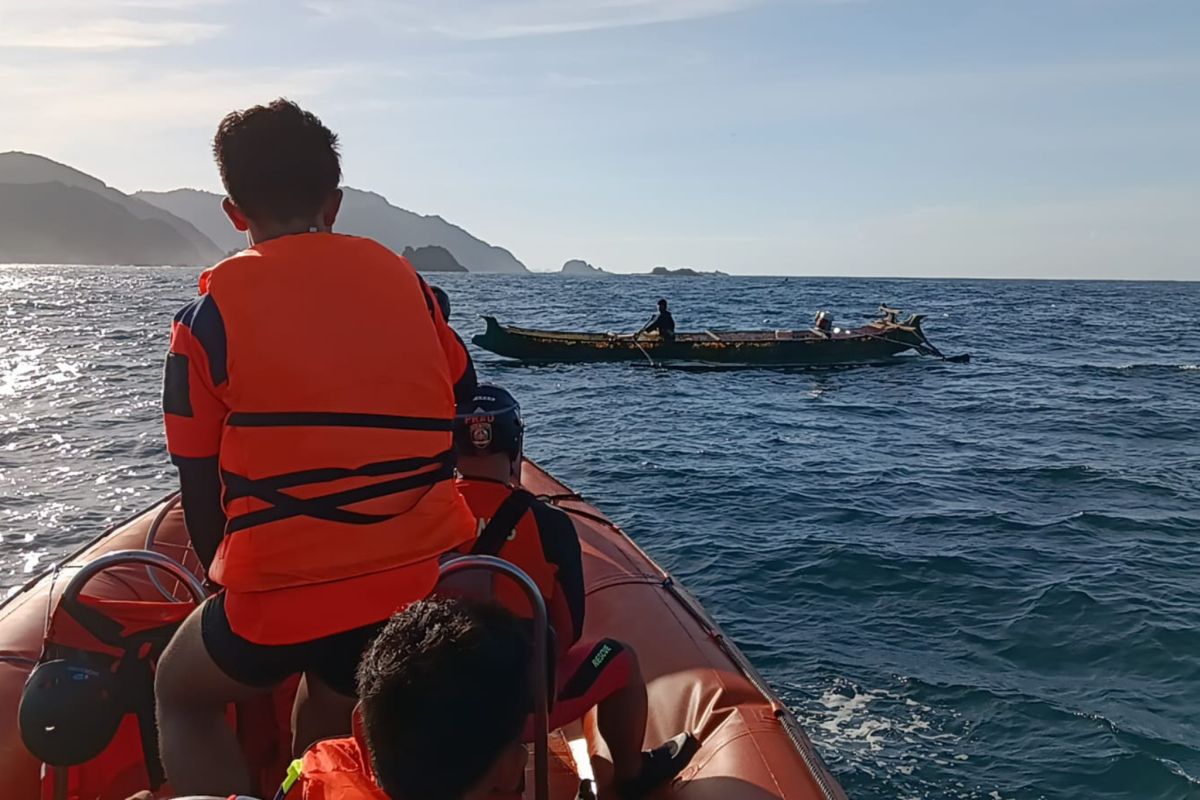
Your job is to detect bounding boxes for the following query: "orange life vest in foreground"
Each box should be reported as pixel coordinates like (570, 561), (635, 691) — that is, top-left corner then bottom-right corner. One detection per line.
(291, 733), (523, 800)
(293, 734), (388, 800)
(202, 234), (474, 595)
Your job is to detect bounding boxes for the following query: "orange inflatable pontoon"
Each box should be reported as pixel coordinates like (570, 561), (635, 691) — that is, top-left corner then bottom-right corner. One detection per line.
(0, 461), (846, 800)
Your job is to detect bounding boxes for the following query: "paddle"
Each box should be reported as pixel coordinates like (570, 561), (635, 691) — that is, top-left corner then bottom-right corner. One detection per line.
(626, 329), (656, 367)
(913, 337), (971, 364)
(865, 329), (971, 363)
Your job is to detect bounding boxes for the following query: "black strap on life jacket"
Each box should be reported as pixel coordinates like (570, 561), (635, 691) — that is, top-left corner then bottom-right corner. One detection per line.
(220, 411), (457, 534)
(226, 411), (453, 431)
(457, 489), (558, 713)
(122, 651), (166, 789)
(56, 598), (180, 789)
(471, 489), (536, 556)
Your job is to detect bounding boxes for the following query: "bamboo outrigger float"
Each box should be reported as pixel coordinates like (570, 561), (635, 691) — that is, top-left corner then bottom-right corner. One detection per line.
(473, 307), (966, 367)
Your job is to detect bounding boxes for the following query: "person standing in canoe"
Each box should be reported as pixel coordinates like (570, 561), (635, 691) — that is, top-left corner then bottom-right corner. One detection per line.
(452, 384), (698, 797)
(156, 98), (478, 797)
(638, 298), (675, 340)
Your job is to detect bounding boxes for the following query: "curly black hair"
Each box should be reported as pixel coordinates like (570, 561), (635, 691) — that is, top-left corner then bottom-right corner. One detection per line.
(357, 597), (533, 800)
(212, 98), (341, 224)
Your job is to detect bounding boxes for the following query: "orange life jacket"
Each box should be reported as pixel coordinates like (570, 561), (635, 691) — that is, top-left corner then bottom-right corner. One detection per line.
(291, 731), (523, 800)
(294, 734), (388, 800)
(201, 234), (475, 596)
(454, 478), (572, 643)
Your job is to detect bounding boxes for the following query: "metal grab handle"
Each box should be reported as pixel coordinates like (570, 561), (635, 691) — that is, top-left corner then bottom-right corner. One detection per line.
(439, 555), (550, 800)
(63, 549), (207, 606)
(142, 493), (198, 602)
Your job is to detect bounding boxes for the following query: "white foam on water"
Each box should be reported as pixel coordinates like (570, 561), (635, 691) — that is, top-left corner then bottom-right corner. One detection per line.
(799, 678), (1023, 799)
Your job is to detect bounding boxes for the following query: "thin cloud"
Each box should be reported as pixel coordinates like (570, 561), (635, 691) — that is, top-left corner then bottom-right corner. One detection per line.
(305, 0), (768, 40)
(0, 62), (353, 146)
(0, 20), (221, 50)
(717, 55), (1200, 122)
(0, 0), (227, 50)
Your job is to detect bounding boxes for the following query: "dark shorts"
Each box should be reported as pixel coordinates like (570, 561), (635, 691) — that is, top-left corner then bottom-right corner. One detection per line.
(201, 592), (384, 698)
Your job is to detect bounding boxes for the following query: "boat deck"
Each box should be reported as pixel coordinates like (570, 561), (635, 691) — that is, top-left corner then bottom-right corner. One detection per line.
(0, 462), (845, 800)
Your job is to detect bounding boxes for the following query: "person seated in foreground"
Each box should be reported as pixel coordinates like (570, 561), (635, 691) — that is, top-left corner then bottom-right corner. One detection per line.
(452, 384), (697, 797)
(297, 597), (534, 799)
(155, 98), (477, 797)
(639, 298), (675, 340)
(126, 598), (531, 800)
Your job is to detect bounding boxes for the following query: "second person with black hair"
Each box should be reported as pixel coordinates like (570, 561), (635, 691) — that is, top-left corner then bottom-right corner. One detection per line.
(155, 98), (478, 796)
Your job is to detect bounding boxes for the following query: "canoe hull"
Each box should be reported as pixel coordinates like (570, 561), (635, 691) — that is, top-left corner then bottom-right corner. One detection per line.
(473, 316), (925, 366)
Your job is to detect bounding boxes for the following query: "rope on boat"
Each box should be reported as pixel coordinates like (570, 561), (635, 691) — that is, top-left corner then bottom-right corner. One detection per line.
(866, 330), (970, 363)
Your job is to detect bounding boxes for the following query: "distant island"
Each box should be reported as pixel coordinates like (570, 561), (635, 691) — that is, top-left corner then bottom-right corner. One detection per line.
(650, 266), (728, 277)
(560, 259), (610, 277)
(402, 245), (467, 273)
(557, 260), (726, 277)
(0, 151), (528, 272)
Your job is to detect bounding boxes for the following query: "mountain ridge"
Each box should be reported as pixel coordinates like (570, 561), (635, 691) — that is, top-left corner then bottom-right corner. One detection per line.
(0, 182), (219, 266)
(0, 152), (225, 265)
(0, 152), (529, 272)
(135, 186), (529, 273)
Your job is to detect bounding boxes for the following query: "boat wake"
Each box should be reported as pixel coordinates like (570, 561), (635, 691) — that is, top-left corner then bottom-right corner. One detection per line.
(788, 677), (1001, 800)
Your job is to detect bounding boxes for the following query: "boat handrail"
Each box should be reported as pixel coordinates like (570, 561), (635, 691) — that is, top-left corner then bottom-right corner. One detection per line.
(142, 492), (203, 602)
(437, 555), (551, 800)
(63, 549), (207, 607)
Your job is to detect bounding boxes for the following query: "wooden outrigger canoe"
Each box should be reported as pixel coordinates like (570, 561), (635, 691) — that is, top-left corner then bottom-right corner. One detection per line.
(473, 308), (948, 367)
(0, 461), (846, 800)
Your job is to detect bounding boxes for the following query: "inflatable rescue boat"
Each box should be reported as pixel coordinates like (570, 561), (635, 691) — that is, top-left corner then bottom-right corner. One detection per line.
(0, 461), (846, 800)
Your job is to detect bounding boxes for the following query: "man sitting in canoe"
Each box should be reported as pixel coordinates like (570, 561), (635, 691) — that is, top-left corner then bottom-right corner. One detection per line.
(156, 98), (478, 796)
(638, 298), (675, 340)
(452, 384), (697, 797)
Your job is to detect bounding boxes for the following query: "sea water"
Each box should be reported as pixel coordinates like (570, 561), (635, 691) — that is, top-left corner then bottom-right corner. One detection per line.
(2, 266), (1198, 799)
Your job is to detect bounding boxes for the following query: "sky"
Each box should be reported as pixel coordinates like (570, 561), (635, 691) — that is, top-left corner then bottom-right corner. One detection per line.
(0, 0), (1197, 278)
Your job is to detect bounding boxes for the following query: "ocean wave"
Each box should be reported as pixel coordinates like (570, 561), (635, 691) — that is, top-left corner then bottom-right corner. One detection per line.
(5, 268), (1200, 800)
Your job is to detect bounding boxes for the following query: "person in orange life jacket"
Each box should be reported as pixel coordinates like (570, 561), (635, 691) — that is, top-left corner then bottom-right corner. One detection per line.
(126, 598), (532, 800)
(155, 99), (478, 798)
(452, 385), (698, 798)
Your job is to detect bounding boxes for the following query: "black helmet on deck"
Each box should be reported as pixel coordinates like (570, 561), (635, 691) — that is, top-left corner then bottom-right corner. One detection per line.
(19, 658), (124, 766)
(455, 384), (524, 459)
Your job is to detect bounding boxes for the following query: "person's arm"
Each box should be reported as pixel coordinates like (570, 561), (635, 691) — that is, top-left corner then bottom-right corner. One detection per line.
(163, 295), (229, 573)
(534, 504), (586, 644)
(639, 314), (660, 335)
(450, 328), (477, 403)
(417, 277), (477, 405)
